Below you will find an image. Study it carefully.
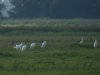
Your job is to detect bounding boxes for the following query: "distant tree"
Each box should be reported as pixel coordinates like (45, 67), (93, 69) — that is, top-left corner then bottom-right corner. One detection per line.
(0, 3), (4, 18)
(10, 0), (100, 18)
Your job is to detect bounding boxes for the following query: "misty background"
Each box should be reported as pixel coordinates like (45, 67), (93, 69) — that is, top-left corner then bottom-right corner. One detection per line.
(0, 0), (100, 19)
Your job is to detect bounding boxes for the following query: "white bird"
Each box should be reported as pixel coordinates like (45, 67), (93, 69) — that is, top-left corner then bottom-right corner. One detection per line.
(79, 36), (84, 44)
(41, 41), (47, 48)
(30, 43), (36, 49)
(19, 43), (23, 50)
(21, 45), (26, 51)
(14, 43), (24, 51)
(14, 44), (20, 50)
(94, 40), (97, 48)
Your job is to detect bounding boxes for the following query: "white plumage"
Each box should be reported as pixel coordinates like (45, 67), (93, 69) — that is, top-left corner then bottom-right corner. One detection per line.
(30, 43), (36, 49)
(19, 43), (23, 50)
(14, 43), (24, 51)
(41, 41), (47, 48)
(94, 40), (97, 48)
(79, 36), (84, 44)
(14, 44), (20, 50)
(21, 45), (26, 51)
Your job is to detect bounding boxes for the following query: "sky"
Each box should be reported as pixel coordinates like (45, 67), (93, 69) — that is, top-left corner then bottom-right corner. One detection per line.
(0, 0), (15, 18)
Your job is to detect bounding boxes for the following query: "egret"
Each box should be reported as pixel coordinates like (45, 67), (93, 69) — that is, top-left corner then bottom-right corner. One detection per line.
(41, 41), (47, 48)
(79, 36), (84, 44)
(14, 44), (20, 50)
(21, 45), (27, 51)
(30, 43), (36, 49)
(94, 40), (97, 48)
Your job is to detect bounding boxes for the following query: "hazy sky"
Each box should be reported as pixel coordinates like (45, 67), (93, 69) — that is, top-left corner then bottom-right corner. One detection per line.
(0, 0), (15, 17)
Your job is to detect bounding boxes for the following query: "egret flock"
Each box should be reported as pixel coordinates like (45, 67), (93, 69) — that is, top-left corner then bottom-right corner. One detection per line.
(14, 41), (47, 51)
(13, 36), (99, 52)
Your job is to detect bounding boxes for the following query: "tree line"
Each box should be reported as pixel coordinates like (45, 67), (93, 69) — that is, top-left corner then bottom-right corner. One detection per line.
(0, 0), (100, 18)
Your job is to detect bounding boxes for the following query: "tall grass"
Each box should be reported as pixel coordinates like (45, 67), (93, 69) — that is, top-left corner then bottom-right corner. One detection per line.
(0, 19), (100, 75)
(0, 19), (100, 35)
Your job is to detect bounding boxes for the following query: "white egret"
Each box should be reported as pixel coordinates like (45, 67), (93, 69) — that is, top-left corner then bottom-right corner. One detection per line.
(94, 40), (97, 48)
(21, 45), (26, 51)
(30, 43), (36, 49)
(41, 41), (47, 48)
(79, 36), (84, 44)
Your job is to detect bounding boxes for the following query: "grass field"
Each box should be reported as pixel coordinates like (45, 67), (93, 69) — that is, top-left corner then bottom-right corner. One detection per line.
(0, 19), (100, 75)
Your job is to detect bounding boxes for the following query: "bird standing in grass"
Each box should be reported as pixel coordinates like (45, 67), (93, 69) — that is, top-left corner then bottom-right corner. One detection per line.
(94, 40), (97, 48)
(14, 44), (20, 50)
(19, 43), (23, 50)
(79, 36), (84, 44)
(14, 42), (24, 51)
(41, 41), (47, 48)
(30, 42), (36, 49)
(21, 45), (27, 51)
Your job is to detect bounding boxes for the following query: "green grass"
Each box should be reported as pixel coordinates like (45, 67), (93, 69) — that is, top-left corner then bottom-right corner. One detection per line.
(0, 35), (99, 75)
(0, 19), (100, 36)
(0, 19), (100, 75)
